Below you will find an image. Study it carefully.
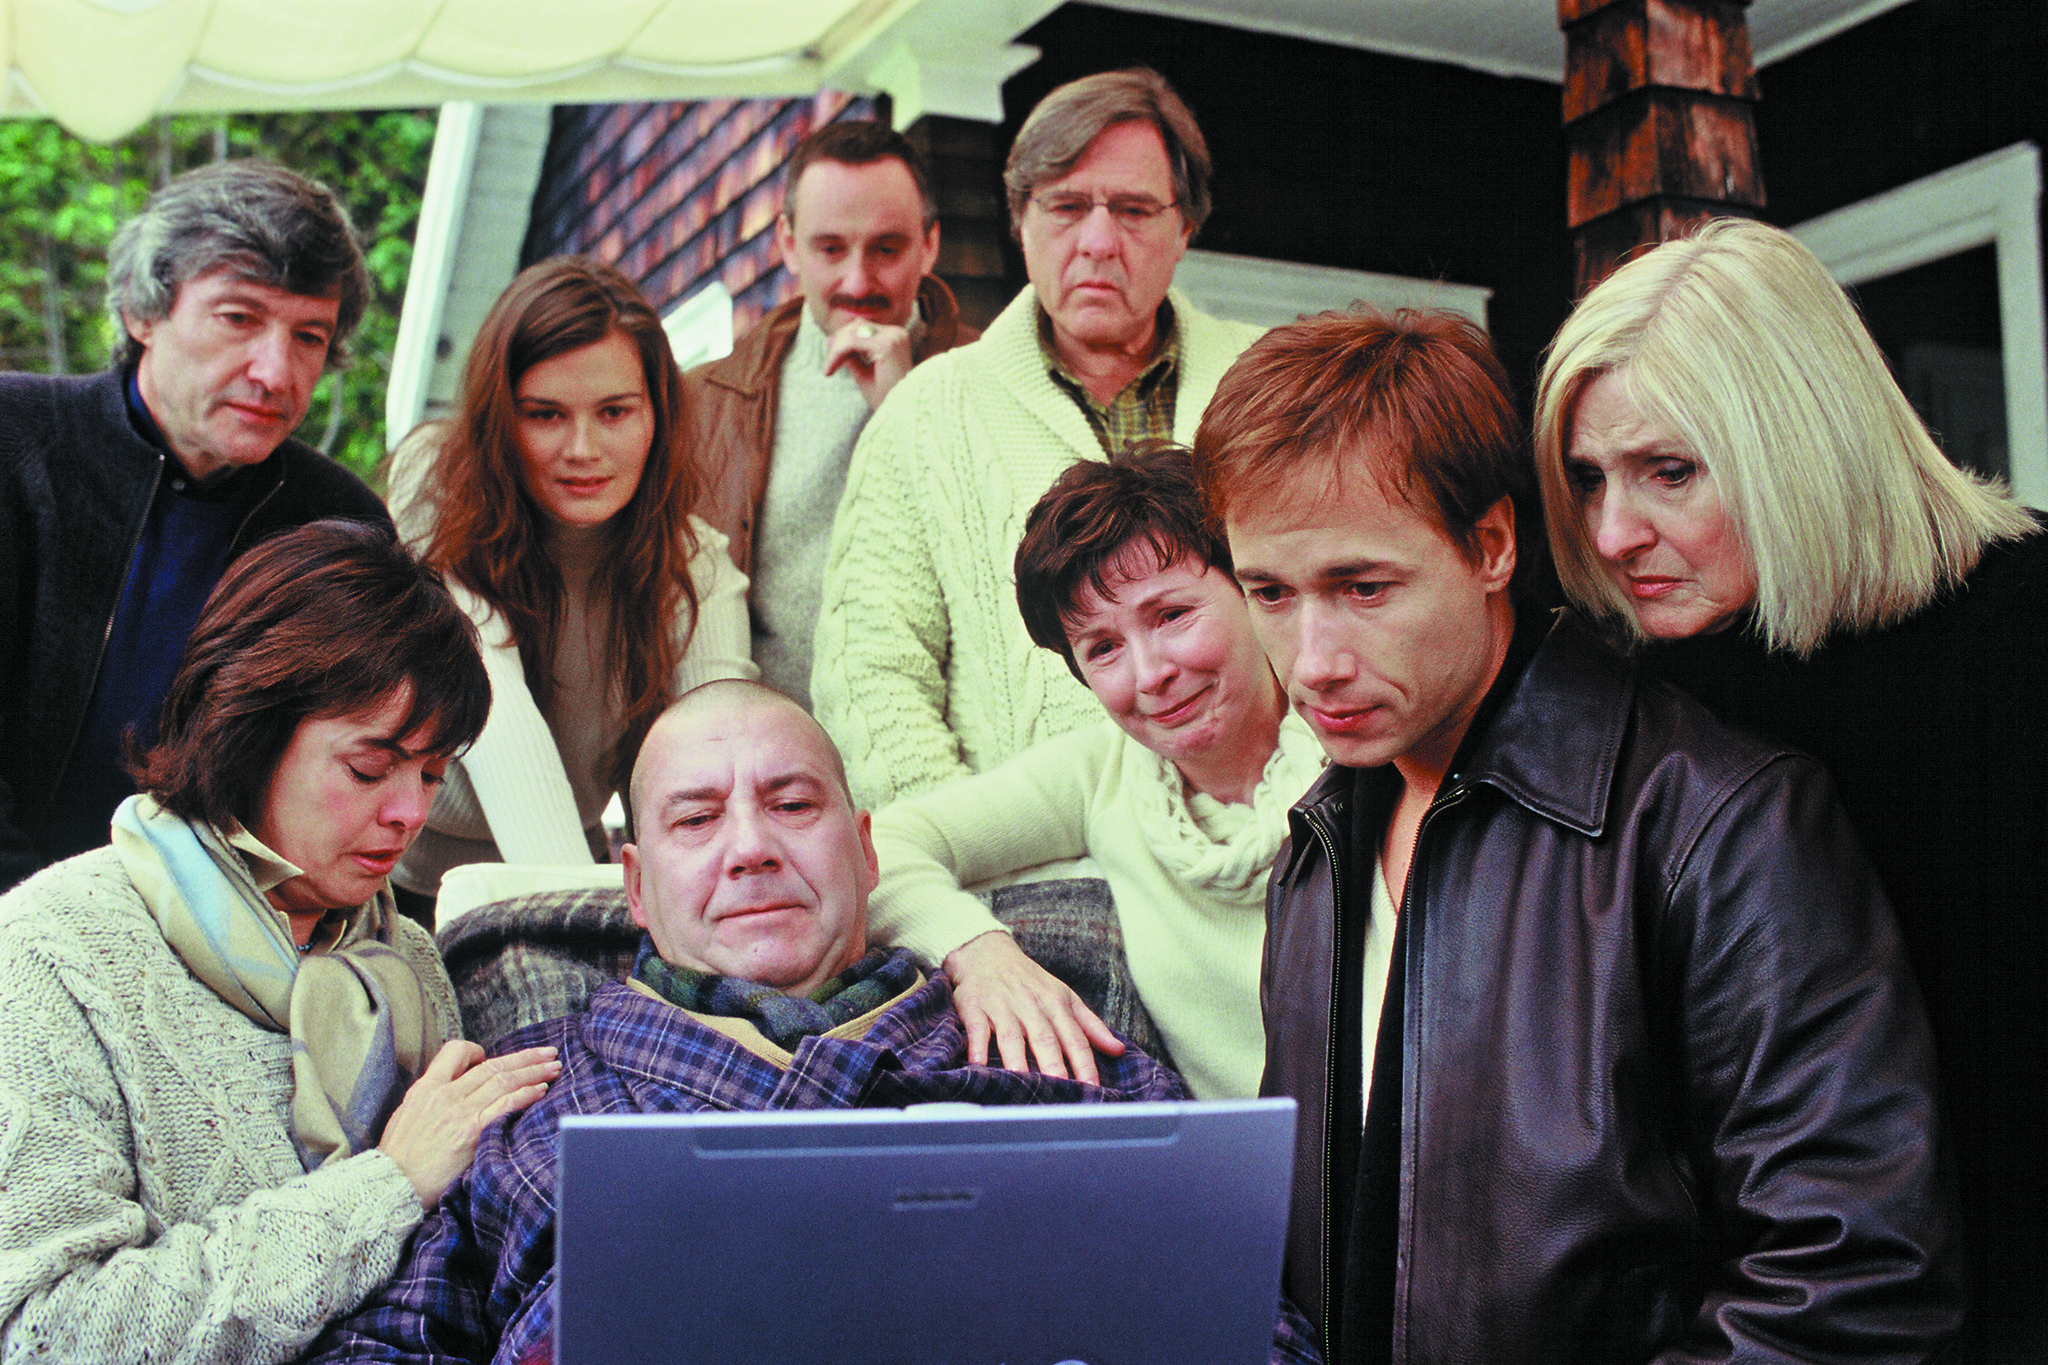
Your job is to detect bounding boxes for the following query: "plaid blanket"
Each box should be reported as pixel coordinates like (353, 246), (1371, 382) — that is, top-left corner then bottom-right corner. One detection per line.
(435, 888), (641, 1049)
(986, 876), (1171, 1068)
(300, 965), (1300, 1365)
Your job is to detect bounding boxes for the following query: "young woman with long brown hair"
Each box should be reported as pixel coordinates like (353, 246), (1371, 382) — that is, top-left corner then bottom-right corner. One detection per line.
(386, 257), (752, 922)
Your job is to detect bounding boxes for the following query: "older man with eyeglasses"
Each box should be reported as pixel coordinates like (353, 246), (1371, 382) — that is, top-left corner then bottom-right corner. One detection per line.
(813, 68), (1264, 828)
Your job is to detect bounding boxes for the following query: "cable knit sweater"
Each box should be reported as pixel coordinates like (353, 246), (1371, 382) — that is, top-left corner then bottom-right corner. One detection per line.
(0, 847), (450, 1364)
(811, 285), (1265, 807)
(869, 714), (1324, 1099)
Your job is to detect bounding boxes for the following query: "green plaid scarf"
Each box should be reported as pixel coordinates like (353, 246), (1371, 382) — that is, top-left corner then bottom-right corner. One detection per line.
(631, 942), (918, 1051)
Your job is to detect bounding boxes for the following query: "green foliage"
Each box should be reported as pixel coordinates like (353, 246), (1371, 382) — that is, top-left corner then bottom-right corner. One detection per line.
(0, 120), (151, 376)
(0, 109), (438, 482)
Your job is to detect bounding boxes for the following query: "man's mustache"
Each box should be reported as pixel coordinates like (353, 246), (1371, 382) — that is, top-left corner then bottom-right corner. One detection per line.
(830, 293), (891, 315)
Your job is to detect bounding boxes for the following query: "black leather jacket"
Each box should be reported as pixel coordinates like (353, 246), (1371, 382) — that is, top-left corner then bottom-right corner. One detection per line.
(1262, 612), (1958, 1364)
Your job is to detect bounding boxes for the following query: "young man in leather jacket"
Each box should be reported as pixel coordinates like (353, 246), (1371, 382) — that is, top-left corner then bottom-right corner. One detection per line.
(1189, 308), (1959, 1365)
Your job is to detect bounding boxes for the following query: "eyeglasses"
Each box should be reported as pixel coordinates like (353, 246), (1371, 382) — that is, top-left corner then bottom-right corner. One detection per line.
(1028, 192), (1180, 231)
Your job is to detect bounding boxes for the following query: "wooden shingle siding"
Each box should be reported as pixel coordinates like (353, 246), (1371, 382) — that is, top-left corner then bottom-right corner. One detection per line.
(522, 92), (877, 334)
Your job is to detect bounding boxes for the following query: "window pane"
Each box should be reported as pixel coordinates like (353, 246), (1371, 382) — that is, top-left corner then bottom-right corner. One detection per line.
(1849, 245), (2007, 480)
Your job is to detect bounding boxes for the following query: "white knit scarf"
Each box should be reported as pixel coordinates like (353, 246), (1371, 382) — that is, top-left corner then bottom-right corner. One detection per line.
(1123, 713), (1326, 897)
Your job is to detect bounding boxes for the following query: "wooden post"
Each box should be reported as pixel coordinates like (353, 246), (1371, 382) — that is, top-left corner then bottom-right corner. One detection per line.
(1560, 0), (1766, 296)
(903, 114), (1012, 333)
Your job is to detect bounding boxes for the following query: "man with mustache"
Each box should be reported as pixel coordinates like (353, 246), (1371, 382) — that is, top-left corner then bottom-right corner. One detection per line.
(0, 159), (391, 892)
(811, 67), (1264, 810)
(682, 120), (977, 709)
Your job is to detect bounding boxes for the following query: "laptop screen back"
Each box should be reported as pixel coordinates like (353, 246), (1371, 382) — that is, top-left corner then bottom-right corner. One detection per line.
(556, 1098), (1297, 1365)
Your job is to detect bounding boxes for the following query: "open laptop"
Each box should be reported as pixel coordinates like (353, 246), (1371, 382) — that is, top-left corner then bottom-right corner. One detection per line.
(556, 1098), (1297, 1365)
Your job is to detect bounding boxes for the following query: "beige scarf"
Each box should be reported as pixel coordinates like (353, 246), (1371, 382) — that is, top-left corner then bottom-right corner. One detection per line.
(111, 795), (458, 1169)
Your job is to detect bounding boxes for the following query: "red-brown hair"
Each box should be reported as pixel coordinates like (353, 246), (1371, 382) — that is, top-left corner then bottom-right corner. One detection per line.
(1192, 307), (1532, 571)
(132, 519), (489, 830)
(423, 257), (702, 798)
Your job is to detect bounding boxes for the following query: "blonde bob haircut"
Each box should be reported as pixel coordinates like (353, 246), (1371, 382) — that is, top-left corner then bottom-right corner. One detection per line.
(1533, 215), (2032, 656)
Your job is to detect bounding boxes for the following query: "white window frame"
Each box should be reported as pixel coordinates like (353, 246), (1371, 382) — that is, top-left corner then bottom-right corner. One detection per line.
(1792, 142), (2046, 507)
(662, 280), (736, 371)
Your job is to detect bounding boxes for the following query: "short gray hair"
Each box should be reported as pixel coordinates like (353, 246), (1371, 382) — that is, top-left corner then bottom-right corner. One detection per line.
(1534, 216), (2034, 656)
(1003, 68), (1212, 239)
(106, 159), (369, 371)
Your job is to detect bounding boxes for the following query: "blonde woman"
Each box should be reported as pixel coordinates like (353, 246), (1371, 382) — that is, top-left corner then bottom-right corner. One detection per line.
(1533, 215), (2045, 1354)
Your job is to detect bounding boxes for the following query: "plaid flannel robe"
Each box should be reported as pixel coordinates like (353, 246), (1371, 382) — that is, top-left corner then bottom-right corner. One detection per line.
(305, 960), (1321, 1365)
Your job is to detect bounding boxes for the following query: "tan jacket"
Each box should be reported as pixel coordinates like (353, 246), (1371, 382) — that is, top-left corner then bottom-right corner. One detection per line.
(680, 275), (977, 574)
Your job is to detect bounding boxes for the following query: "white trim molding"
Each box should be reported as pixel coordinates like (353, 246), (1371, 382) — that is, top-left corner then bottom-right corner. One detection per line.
(865, 35), (1040, 127)
(385, 102), (552, 445)
(386, 102), (484, 447)
(1793, 142), (2047, 507)
(853, 0), (1060, 126)
(1171, 249), (1492, 332)
(1751, 0), (1919, 67)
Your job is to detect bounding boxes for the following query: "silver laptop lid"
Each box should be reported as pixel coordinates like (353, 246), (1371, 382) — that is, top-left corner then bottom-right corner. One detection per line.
(556, 1098), (1297, 1365)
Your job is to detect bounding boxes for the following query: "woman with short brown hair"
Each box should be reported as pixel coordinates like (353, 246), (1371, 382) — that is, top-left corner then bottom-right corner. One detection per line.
(867, 443), (1322, 1097)
(0, 520), (559, 1363)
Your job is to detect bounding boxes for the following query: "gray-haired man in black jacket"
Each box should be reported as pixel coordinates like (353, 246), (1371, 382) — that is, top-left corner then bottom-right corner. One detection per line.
(0, 159), (391, 891)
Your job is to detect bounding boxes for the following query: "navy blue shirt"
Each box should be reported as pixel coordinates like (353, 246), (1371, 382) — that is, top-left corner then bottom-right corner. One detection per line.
(44, 374), (253, 857)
